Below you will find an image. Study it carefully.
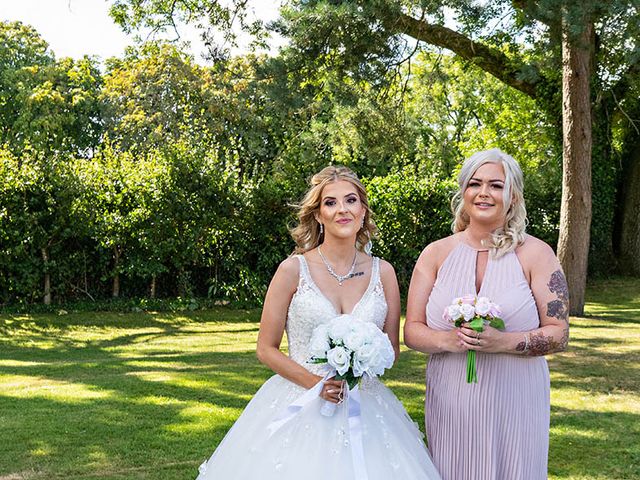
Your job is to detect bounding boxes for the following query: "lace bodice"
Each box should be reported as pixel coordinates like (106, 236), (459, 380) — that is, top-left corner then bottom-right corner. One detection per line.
(286, 255), (388, 373)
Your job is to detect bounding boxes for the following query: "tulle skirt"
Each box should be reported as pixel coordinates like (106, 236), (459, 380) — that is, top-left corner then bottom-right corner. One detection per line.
(196, 374), (441, 479)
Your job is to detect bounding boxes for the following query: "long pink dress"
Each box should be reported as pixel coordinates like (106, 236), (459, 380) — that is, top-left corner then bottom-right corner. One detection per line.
(425, 242), (550, 480)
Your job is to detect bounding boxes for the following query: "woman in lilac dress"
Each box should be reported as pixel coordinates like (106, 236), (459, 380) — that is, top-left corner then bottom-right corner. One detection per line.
(405, 149), (570, 480)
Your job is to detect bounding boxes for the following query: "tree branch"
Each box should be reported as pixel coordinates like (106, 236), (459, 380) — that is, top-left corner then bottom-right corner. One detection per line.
(384, 12), (544, 99)
(611, 61), (640, 106)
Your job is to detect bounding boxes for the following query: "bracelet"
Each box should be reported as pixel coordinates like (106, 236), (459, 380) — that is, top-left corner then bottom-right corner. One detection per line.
(523, 332), (531, 354)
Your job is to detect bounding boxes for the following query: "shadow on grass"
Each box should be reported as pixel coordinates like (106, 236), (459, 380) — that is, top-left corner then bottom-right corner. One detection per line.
(0, 307), (261, 337)
(582, 314), (640, 325)
(1, 286), (639, 479)
(0, 313), (269, 479)
(549, 406), (640, 479)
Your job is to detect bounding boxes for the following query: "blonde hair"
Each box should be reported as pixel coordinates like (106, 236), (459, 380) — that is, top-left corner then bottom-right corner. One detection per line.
(451, 148), (527, 258)
(290, 166), (377, 254)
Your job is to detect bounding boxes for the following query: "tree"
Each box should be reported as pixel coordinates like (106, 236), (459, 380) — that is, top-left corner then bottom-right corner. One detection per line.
(297, 1), (640, 315)
(0, 21), (54, 149)
(77, 144), (170, 298)
(109, 0), (640, 313)
(0, 148), (83, 304)
(557, 5), (593, 315)
(101, 42), (209, 152)
(0, 21), (104, 157)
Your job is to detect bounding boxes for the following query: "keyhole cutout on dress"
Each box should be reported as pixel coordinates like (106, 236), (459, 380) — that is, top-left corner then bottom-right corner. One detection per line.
(474, 250), (489, 295)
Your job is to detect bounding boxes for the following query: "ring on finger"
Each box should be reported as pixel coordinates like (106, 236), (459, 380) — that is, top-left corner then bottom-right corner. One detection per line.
(476, 338), (480, 345)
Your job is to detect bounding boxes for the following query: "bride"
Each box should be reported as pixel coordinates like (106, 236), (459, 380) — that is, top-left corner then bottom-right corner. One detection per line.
(196, 166), (441, 480)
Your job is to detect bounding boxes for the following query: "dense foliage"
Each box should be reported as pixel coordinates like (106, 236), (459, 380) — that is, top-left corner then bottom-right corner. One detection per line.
(1, 19), (562, 306)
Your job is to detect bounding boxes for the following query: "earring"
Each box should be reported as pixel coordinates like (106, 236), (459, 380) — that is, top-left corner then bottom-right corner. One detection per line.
(319, 223), (323, 235)
(361, 216), (365, 229)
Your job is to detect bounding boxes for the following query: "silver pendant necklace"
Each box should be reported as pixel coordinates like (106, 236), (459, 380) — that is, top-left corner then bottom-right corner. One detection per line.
(317, 245), (358, 286)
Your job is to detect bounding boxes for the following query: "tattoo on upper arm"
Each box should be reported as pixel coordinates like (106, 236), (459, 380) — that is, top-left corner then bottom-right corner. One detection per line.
(546, 270), (569, 324)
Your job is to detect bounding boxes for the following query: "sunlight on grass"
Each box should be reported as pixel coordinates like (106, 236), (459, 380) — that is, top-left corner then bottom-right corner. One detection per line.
(30, 445), (54, 457)
(1, 282), (639, 480)
(550, 425), (608, 440)
(552, 388), (640, 413)
(0, 360), (49, 367)
(0, 374), (114, 401)
(384, 379), (426, 392)
(164, 404), (244, 434)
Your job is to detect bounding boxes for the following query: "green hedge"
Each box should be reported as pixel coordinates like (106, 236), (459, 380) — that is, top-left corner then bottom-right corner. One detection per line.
(1, 146), (562, 307)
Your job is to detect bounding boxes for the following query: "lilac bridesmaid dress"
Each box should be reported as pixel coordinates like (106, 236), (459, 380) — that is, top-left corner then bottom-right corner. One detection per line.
(425, 242), (550, 480)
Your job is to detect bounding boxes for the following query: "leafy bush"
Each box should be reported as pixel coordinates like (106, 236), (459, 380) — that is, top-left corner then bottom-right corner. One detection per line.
(365, 169), (456, 289)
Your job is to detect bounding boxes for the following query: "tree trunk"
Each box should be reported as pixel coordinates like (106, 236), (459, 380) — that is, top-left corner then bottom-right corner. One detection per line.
(150, 274), (157, 298)
(42, 247), (51, 305)
(557, 15), (593, 316)
(618, 143), (640, 274)
(112, 247), (120, 298)
(588, 103), (616, 275)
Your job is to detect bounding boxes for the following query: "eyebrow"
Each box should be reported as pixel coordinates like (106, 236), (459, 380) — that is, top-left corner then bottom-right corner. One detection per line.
(322, 193), (359, 200)
(469, 177), (505, 183)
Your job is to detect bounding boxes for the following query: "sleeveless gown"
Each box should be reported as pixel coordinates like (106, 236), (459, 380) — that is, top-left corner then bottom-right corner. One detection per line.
(196, 255), (442, 480)
(425, 242), (550, 480)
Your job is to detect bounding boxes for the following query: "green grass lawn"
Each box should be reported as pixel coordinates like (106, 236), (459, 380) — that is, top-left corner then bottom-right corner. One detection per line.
(1, 278), (638, 480)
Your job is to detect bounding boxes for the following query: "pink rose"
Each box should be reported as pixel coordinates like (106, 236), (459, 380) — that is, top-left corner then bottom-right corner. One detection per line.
(460, 294), (477, 305)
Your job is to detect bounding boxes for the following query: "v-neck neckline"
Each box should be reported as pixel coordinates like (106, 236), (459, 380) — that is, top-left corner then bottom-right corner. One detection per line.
(299, 255), (376, 316)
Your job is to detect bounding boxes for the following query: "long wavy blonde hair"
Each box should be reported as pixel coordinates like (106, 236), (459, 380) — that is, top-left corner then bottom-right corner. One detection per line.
(451, 149), (527, 258)
(290, 166), (377, 254)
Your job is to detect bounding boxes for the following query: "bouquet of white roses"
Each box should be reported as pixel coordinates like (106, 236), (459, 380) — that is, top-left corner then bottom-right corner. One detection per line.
(309, 314), (395, 415)
(443, 295), (505, 383)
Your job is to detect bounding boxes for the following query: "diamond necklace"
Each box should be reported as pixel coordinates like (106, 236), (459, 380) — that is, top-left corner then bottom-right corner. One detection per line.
(317, 245), (358, 286)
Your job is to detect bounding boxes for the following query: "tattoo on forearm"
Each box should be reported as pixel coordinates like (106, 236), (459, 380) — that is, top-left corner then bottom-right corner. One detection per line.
(516, 330), (567, 356)
(546, 270), (569, 324)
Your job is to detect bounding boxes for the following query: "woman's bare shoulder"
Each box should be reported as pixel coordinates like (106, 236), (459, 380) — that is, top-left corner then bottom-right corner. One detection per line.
(516, 234), (556, 260)
(515, 234), (559, 277)
(418, 234), (460, 268)
(378, 258), (396, 275)
(274, 255), (301, 286)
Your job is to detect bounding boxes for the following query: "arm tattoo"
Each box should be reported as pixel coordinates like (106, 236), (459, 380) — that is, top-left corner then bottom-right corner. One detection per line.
(546, 270), (569, 324)
(525, 331), (564, 356)
(520, 269), (569, 355)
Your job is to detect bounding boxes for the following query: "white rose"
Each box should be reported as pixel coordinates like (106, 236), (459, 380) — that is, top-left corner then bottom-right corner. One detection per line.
(328, 315), (353, 342)
(344, 328), (368, 352)
(459, 302), (476, 321)
(365, 335), (395, 376)
(378, 336), (395, 368)
(475, 298), (491, 317)
(309, 329), (330, 358)
(359, 321), (381, 340)
(352, 343), (380, 376)
(326, 346), (351, 375)
(447, 304), (463, 321)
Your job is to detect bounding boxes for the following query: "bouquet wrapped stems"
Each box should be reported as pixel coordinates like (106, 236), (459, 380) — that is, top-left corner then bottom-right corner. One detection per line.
(467, 350), (477, 383)
(465, 317), (484, 383)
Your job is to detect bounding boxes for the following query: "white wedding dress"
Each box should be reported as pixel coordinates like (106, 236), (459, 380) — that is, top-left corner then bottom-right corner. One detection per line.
(196, 256), (441, 480)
